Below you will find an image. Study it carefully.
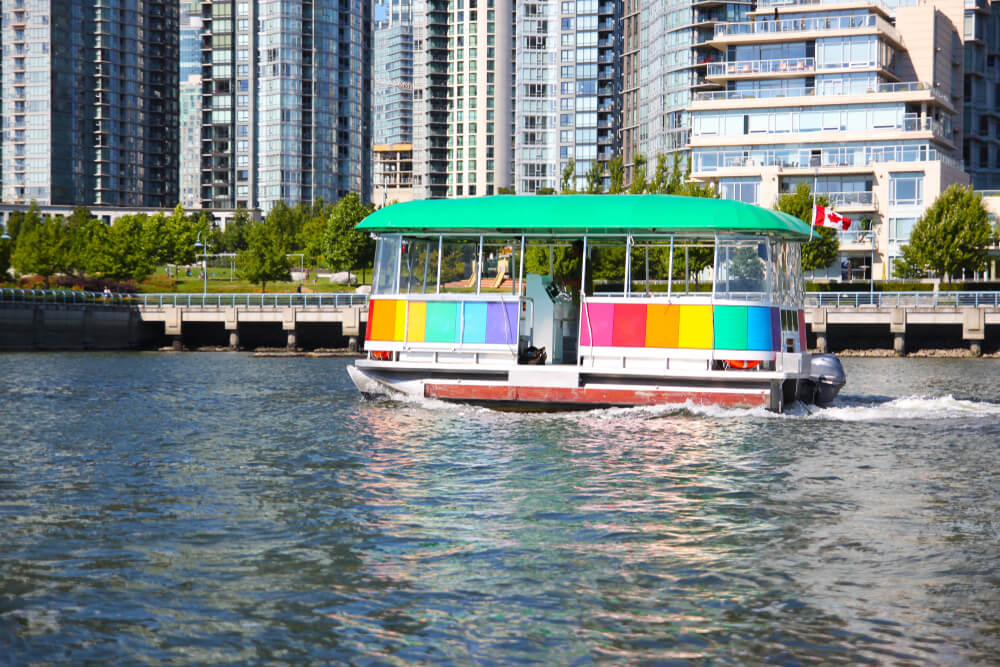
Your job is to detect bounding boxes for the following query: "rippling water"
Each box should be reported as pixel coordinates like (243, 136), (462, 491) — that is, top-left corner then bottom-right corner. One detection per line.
(1, 353), (998, 664)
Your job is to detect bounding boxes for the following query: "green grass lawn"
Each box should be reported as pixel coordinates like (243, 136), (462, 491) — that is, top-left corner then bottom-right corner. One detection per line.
(138, 267), (365, 294)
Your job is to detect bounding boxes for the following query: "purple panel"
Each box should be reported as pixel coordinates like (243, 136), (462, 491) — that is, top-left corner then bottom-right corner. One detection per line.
(486, 302), (519, 344)
(770, 307), (781, 352)
(580, 302), (614, 346)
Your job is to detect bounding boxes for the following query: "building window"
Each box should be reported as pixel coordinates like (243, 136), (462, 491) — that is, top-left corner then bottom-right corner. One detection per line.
(889, 172), (923, 207)
(720, 178), (760, 205)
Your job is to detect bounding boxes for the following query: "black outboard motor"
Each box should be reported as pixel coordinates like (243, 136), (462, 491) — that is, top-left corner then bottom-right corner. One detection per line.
(795, 353), (847, 407)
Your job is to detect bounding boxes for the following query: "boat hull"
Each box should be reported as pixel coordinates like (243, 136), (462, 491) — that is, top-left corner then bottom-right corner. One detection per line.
(348, 363), (782, 411)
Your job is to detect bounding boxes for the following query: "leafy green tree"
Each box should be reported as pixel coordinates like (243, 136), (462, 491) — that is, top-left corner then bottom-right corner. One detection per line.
(775, 183), (837, 272)
(608, 155), (625, 193)
(560, 159), (576, 194)
(628, 154), (648, 194)
(12, 216), (69, 286)
(585, 160), (604, 194)
(650, 154), (669, 194)
(90, 214), (156, 281)
(894, 184), (993, 281)
(322, 193), (375, 281)
(299, 204), (331, 267)
(219, 209), (253, 253)
(236, 219), (291, 292)
(63, 207), (106, 276)
(0, 230), (13, 281)
(265, 201), (301, 250)
(666, 152), (685, 195)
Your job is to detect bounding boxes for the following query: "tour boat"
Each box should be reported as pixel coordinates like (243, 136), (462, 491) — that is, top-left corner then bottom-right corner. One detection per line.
(347, 195), (845, 412)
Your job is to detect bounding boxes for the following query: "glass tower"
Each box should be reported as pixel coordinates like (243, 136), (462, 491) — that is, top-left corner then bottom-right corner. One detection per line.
(200, 0), (372, 213)
(0, 0), (179, 206)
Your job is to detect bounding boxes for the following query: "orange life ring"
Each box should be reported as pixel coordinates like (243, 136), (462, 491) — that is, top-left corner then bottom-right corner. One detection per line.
(727, 359), (761, 370)
(372, 350), (392, 361)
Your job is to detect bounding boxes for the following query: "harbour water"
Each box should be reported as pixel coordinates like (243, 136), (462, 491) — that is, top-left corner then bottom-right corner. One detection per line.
(1, 352), (998, 663)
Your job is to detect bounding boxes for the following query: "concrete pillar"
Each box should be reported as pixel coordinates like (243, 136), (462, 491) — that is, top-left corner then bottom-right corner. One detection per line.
(893, 332), (906, 356)
(815, 333), (827, 353)
(229, 330), (240, 350)
(348, 335), (359, 353)
(287, 328), (297, 351)
(969, 340), (983, 357)
(171, 336), (183, 351)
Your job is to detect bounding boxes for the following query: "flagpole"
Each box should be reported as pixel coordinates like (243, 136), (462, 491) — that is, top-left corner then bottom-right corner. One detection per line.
(809, 167), (817, 242)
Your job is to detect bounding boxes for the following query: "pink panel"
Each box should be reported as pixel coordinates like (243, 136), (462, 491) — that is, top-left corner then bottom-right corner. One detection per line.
(579, 302), (614, 346)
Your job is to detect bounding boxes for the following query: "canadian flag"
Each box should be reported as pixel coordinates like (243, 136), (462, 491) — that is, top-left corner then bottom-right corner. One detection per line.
(812, 205), (851, 231)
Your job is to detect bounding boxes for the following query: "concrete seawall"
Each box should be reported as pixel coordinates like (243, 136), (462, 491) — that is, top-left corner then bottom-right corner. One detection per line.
(0, 298), (369, 352)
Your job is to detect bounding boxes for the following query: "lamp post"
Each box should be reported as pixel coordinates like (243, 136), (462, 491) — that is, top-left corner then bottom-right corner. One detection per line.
(195, 231), (209, 298)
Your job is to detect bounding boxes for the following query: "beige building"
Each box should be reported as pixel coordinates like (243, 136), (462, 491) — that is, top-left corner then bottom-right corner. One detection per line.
(688, 0), (971, 280)
(374, 144), (417, 205)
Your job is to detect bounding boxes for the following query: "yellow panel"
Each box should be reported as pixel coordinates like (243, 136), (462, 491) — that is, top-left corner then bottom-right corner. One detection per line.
(677, 305), (714, 349)
(407, 301), (427, 342)
(393, 300), (408, 341)
(369, 299), (397, 341)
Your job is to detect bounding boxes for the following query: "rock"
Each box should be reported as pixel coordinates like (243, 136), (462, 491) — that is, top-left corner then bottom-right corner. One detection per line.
(329, 271), (357, 284)
(355, 284), (371, 294)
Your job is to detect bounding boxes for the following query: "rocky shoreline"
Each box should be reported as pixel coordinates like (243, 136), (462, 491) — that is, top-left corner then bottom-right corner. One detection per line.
(824, 348), (1000, 358)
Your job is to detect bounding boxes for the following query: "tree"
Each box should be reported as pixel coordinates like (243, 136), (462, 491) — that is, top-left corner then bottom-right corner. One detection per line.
(64, 207), (104, 276)
(628, 154), (648, 194)
(322, 193), (374, 281)
(237, 219), (291, 293)
(219, 209), (253, 253)
(666, 152), (684, 195)
(536, 187), (555, 195)
(12, 216), (69, 286)
(650, 154), (669, 194)
(497, 186), (515, 195)
(0, 232), (13, 281)
(895, 184), (993, 282)
(608, 155), (624, 193)
(585, 160), (604, 194)
(775, 183), (838, 272)
(90, 214), (156, 281)
(561, 159), (576, 194)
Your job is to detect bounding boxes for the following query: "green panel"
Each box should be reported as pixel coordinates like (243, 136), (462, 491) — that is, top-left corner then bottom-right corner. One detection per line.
(357, 194), (811, 240)
(424, 301), (460, 343)
(713, 305), (749, 350)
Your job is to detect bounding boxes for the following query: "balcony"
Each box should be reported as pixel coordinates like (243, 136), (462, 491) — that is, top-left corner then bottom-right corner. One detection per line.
(693, 80), (949, 107)
(825, 191), (876, 209)
(708, 57), (815, 78)
(692, 144), (957, 173)
(715, 14), (877, 39)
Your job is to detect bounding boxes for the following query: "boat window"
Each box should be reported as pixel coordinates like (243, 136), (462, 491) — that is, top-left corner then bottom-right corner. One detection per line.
(399, 237), (440, 295)
(478, 238), (521, 293)
(715, 239), (770, 302)
(589, 238), (627, 296)
(440, 238), (479, 293)
(372, 234), (402, 295)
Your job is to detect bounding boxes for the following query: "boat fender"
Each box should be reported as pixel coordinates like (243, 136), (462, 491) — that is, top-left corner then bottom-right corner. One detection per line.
(372, 350), (392, 361)
(726, 359), (761, 370)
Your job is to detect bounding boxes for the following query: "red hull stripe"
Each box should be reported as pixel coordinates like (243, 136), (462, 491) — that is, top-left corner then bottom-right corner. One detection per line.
(423, 383), (769, 408)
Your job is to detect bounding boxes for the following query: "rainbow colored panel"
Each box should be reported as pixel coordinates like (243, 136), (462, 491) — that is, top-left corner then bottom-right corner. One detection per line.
(612, 303), (647, 347)
(580, 302), (614, 346)
(462, 302), (488, 343)
(485, 302), (519, 344)
(713, 305), (748, 350)
(677, 305), (714, 349)
(425, 301), (460, 342)
(407, 301), (427, 342)
(369, 299), (398, 341)
(646, 304), (680, 348)
(747, 306), (775, 351)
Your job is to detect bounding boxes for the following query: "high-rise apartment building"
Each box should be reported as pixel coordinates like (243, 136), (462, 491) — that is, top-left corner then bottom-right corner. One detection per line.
(514, 0), (621, 193)
(199, 0), (372, 213)
(688, 0), (968, 279)
(963, 0), (1000, 189)
(180, 1), (203, 210)
(0, 0), (178, 207)
(413, 0), (514, 198)
(374, 0), (416, 204)
(621, 0), (752, 181)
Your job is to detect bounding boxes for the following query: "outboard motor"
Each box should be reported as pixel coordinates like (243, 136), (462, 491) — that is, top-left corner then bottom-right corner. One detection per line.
(795, 353), (847, 407)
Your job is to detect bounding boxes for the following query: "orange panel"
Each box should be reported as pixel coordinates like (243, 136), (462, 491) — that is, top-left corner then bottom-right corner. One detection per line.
(645, 304), (680, 348)
(369, 299), (397, 341)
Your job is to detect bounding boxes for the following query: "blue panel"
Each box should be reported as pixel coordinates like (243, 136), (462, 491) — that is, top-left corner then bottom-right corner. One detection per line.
(747, 306), (774, 351)
(462, 302), (488, 343)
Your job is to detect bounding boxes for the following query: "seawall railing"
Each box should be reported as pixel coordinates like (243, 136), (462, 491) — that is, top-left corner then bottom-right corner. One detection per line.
(0, 289), (369, 308)
(805, 292), (1000, 308)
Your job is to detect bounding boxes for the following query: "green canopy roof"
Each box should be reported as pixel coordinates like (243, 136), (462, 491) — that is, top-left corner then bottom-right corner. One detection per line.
(357, 194), (812, 240)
